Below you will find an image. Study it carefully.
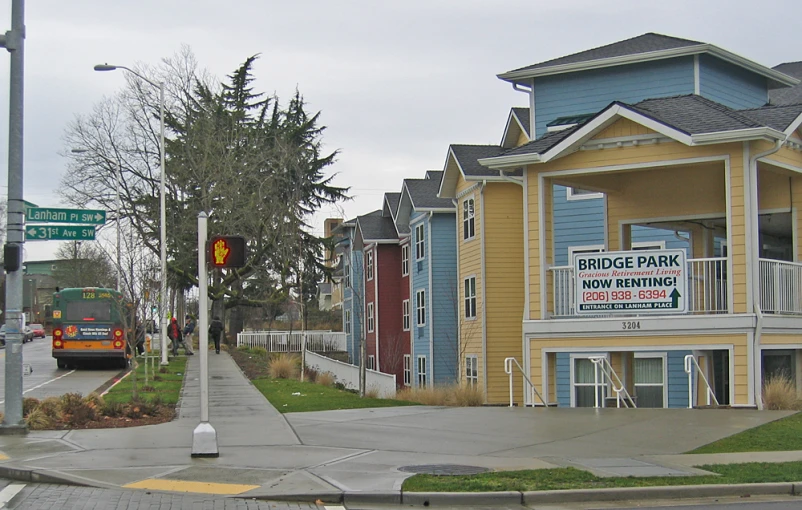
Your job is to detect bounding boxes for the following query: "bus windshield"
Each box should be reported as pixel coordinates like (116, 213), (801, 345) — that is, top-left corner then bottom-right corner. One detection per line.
(65, 301), (112, 322)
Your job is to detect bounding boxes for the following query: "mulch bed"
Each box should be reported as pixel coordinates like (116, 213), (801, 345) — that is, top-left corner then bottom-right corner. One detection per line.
(53, 408), (176, 429)
(229, 348), (270, 379)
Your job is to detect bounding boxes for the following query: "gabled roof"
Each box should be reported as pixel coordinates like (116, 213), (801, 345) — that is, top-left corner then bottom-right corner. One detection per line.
(403, 177), (454, 211)
(501, 108), (532, 149)
(450, 144), (519, 176)
(512, 107), (530, 138)
(498, 33), (798, 89)
(770, 62), (802, 106)
(356, 213), (398, 243)
(383, 192), (401, 218)
(425, 170), (443, 181)
(480, 95), (802, 169)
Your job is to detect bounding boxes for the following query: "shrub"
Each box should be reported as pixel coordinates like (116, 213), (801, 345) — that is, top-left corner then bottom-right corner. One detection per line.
(125, 404), (143, 419)
(25, 408), (54, 430)
(23, 397), (40, 417)
(37, 397), (63, 420)
(158, 367), (169, 374)
(365, 384), (381, 399)
(763, 374), (802, 410)
(450, 384), (485, 407)
(250, 346), (268, 357)
(317, 372), (335, 388)
(60, 393), (84, 414)
(82, 393), (105, 410)
(101, 400), (125, 418)
(237, 344), (250, 351)
(304, 365), (319, 383)
(64, 403), (97, 427)
(269, 354), (299, 379)
(395, 386), (448, 406)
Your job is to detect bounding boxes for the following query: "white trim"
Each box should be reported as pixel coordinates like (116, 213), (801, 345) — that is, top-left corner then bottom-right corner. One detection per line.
(569, 352), (608, 408)
(366, 302), (375, 333)
(462, 195), (476, 242)
(547, 123), (578, 132)
(793, 206), (799, 262)
(465, 354), (479, 386)
(496, 44), (799, 87)
(415, 289), (426, 327)
(541, 155), (729, 179)
(692, 128), (784, 145)
(633, 352), (669, 409)
(538, 174), (547, 320)
(725, 157), (734, 312)
(523, 314), (756, 337)
(542, 343), (735, 354)
(784, 112), (802, 138)
(463, 275), (478, 320)
(480, 183), (488, 398)
(523, 170), (531, 321)
(427, 215), (434, 382)
(416, 354), (428, 387)
(566, 187), (603, 201)
(456, 182), (480, 199)
(414, 223), (425, 261)
(567, 244), (605, 262)
(365, 250), (374, 281)
(529, 79), (536, 140)
(581, 133), (673, 151)
(693, 55), (700, 95)
(762, 158), (802, 174)
(402, 299), (410, 332)
(746, 330), (755, 406)
(401, 245), (410, 277)
(631, 240), (666, 250)
(743, 143), (754, 313)
(403, 354), (412, 386)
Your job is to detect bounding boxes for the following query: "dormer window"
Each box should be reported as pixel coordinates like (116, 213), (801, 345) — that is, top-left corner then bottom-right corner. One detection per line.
(546, 113), (594, 133)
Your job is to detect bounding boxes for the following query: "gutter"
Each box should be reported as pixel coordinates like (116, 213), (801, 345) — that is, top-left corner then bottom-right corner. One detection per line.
(749, 139), (786, 410)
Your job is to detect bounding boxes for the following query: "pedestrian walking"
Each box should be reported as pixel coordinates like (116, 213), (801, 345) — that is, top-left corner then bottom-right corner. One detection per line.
(209, 316), (224, 354)
(135, 319), (145, 356)
(167, 317), (182, 356)
(181, 315), (195, 354)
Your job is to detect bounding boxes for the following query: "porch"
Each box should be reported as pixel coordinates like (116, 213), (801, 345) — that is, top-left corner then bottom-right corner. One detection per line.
(549, 257), (802, 318)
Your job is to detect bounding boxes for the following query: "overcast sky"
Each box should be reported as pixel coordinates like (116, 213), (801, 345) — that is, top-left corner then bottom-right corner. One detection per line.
(1, 0), (801, 261)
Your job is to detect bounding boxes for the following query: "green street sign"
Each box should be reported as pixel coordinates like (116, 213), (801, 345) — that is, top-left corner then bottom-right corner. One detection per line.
(25, 225), (96, 241)
(25, 207), (106, 225)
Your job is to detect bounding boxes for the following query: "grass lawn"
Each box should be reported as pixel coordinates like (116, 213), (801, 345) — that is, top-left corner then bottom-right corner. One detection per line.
(402, 461), (802, 492)
(689, 412), (802, 454)
(252, 377), (420, 413)
(104, 357), (187, 406)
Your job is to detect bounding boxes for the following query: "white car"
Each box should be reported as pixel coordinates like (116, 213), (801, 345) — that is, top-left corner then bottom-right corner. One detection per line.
(0, 325), (34, 345)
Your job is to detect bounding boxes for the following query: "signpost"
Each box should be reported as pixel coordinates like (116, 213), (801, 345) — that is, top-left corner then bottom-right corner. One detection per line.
(574, 249), (687, 314)
(25, 207), (106, 225)
(25, 225), (96, 241)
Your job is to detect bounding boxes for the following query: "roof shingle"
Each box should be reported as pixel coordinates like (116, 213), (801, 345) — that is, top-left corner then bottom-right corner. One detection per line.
(770, 62), (802, 106)
(404, 178), (454, 210)
(357, 213), (398, 242)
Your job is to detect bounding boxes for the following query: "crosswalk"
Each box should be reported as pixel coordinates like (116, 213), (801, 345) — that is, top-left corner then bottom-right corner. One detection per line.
(0, 483), (24, 508)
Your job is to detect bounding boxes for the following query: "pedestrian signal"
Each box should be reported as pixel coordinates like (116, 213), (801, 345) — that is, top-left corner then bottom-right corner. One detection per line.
(208, 235), (247, 268)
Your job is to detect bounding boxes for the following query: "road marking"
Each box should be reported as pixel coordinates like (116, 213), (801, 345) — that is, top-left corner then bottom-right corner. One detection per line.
(0, 370), (76, 404)
(123, 479), (259, 495)
(0, 483), (25, 507)
(0, 453), (8, 461)
(324, 506), (346, 510)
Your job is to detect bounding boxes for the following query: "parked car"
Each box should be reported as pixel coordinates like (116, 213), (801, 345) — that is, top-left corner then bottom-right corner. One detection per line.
(0, 325), (34, 345)
(29, 323), (46, 338)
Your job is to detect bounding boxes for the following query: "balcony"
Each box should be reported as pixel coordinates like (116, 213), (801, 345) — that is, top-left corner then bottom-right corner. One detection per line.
(549, 258), (802, 318)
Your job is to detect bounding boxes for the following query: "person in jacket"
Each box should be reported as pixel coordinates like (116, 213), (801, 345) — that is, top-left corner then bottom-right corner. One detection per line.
(167, 317), (182, 356)
(181, 315), (195, 355)
(209, 316), (224, 354)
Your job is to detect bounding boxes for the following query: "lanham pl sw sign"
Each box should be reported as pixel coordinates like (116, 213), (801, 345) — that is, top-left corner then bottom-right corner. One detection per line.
(574, 250), (687, 314)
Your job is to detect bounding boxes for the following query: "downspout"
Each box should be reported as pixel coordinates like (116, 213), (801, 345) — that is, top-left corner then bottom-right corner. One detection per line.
(452, 199), (461, 384)
(479, 180), (488, 399)
(500, 170), (530, 405)
(428, 211), (434, 383)
(749, 139), (785, 410)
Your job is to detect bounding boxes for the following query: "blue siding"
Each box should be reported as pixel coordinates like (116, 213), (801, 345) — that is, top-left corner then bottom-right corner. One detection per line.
(534, 58), (695, 137)
(410, 212), (430, 385)
(699, 55), (767, 110)
(667, 350), (692, 408)
(555, 353), (570, 407)
(344, 248), (364, 364)
(430, 214), (458, 385)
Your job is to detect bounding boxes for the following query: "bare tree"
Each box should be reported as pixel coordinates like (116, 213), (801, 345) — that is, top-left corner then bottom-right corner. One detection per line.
(52, 241), (116, 290)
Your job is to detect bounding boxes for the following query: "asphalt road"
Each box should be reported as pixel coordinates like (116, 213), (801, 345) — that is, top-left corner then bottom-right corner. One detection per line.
(0, 336), (123, 412)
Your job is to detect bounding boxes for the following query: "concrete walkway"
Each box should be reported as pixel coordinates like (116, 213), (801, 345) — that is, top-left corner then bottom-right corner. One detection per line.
(0, 350), (796, 503)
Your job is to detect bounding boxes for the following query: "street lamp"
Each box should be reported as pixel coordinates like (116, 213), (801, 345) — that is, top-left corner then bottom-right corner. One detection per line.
(95, 63), (168, 365)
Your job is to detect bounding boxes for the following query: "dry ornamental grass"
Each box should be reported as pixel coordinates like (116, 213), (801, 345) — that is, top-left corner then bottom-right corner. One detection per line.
(268, 353), (300, 379)
(762, 374), (802, 410)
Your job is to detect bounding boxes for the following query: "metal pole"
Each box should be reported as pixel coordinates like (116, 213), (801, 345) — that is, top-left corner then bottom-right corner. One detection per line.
(116, 163), (122, 292)
(0, 0), (27, 434)
(159, 83), (169, 365)
(192, 212), (218, 457)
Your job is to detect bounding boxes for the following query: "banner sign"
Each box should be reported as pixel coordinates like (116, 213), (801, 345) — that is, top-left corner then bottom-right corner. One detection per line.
(63, 324), (113, 339)
(574, 249), (687, 314)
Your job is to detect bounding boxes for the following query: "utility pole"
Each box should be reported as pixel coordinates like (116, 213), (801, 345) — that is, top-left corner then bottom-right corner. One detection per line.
(0, 0), (27, 434)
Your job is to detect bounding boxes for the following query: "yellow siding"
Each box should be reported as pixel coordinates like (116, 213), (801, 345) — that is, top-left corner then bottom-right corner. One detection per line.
(795, 175), (802, 260)
(484, 183), (525, 404)
(591, 118), (657, 140)
(766, 145), (802, 170)
(516, 131), (530, 148)
(456, 176), (484, 391)
(530, 333), (750, 405)
(762, 335), (802, 345)
(527, 175), (542, 320)
(759, 168), (793, 211)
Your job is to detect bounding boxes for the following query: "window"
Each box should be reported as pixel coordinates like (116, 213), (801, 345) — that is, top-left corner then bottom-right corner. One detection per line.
(462, 198), (475, 240)
(572, 357), (606, 407)
(464, 277), (477, 319)
(367, 303), (374, 332)
(631, 241), (665, 251)
(367, 355), (375, 370)
(403, 355), (411, 386)
(415, 290), (425, 326)
(633, 354), (666, 408)
(465, 355), (478, 386)
(344, 310), (351, 334)
(415, 224), (425, 260)
(366, 251), (374, 281)
(566, 187), (603, 201)
(568, 245), (605, 265)
(417, 356), (427, 387)
(402, 299), (410, 331)
(344, 263), (351, 288)
(401, 245), (409, 276)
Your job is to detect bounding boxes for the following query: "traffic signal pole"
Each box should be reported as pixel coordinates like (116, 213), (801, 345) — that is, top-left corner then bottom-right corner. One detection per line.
(191, 212), (218, 457)
(0, 0), (28, 435)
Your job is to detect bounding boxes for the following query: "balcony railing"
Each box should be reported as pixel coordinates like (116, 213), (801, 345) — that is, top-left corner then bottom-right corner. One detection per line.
(759, 258), (802, 315)
(551, 257), (802, 318)
(550, 257), (728, 318)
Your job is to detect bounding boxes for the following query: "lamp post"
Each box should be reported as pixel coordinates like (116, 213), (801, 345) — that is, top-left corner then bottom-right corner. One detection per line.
(94, 64), (168, 365)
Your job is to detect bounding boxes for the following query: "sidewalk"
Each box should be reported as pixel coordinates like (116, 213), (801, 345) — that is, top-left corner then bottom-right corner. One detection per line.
(0, 350), (797, 505)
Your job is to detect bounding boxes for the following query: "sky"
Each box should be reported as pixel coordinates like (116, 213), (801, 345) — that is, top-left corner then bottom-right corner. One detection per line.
(1, 0), (801, 262)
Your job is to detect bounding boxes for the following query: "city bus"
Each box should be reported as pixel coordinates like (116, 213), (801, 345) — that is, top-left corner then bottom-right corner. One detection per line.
(51, 287), (130, 369)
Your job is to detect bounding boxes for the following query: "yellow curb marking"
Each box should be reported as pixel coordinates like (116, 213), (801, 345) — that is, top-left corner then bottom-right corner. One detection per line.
(124, 479), (259, 495)
(0, 453), (8, 461)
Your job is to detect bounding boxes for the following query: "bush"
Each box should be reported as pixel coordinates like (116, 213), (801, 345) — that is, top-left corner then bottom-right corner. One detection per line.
(304, 365), (319, 383)
(365, 384), (380, 399)
(250, 346), (268, 357)
(395, 386), (449, 406)
(763, 374), (802, 410)
(450, 384), (485, 407)
(101, 400), (125, 418)
(126, 404), (143, 419)
(158, 367), (169, 374)
(60, 393), (84, 414)
(82, 393), (105, 411)
(37, 397), (63, 420)
(317, 372), (335, 388)
(25, 408), (54, 430)
(23, 397), (40, 417)
(237, 344), (250, 352)
(65, 403), (97, 427)
(269, 354), (299, 379)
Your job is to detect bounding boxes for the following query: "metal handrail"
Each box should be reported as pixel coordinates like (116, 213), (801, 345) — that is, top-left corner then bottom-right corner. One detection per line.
(589, 356), (637, 408)
(504, 357), (548, 407)
(684, 354), (719, 408)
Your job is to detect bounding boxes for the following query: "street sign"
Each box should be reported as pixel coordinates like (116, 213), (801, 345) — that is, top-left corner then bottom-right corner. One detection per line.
(25, 207), (106, 225)
(574, 249), (687, 314)
(25, 225), (96, 241)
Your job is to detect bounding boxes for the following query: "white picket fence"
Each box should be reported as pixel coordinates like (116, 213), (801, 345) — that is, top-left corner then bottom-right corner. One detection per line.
(305, 351), (396, 398)
(236, 330), (347, 352)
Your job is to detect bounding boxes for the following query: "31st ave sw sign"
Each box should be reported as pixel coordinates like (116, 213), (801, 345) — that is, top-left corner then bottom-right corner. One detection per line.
(574, 249), (687, 314)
